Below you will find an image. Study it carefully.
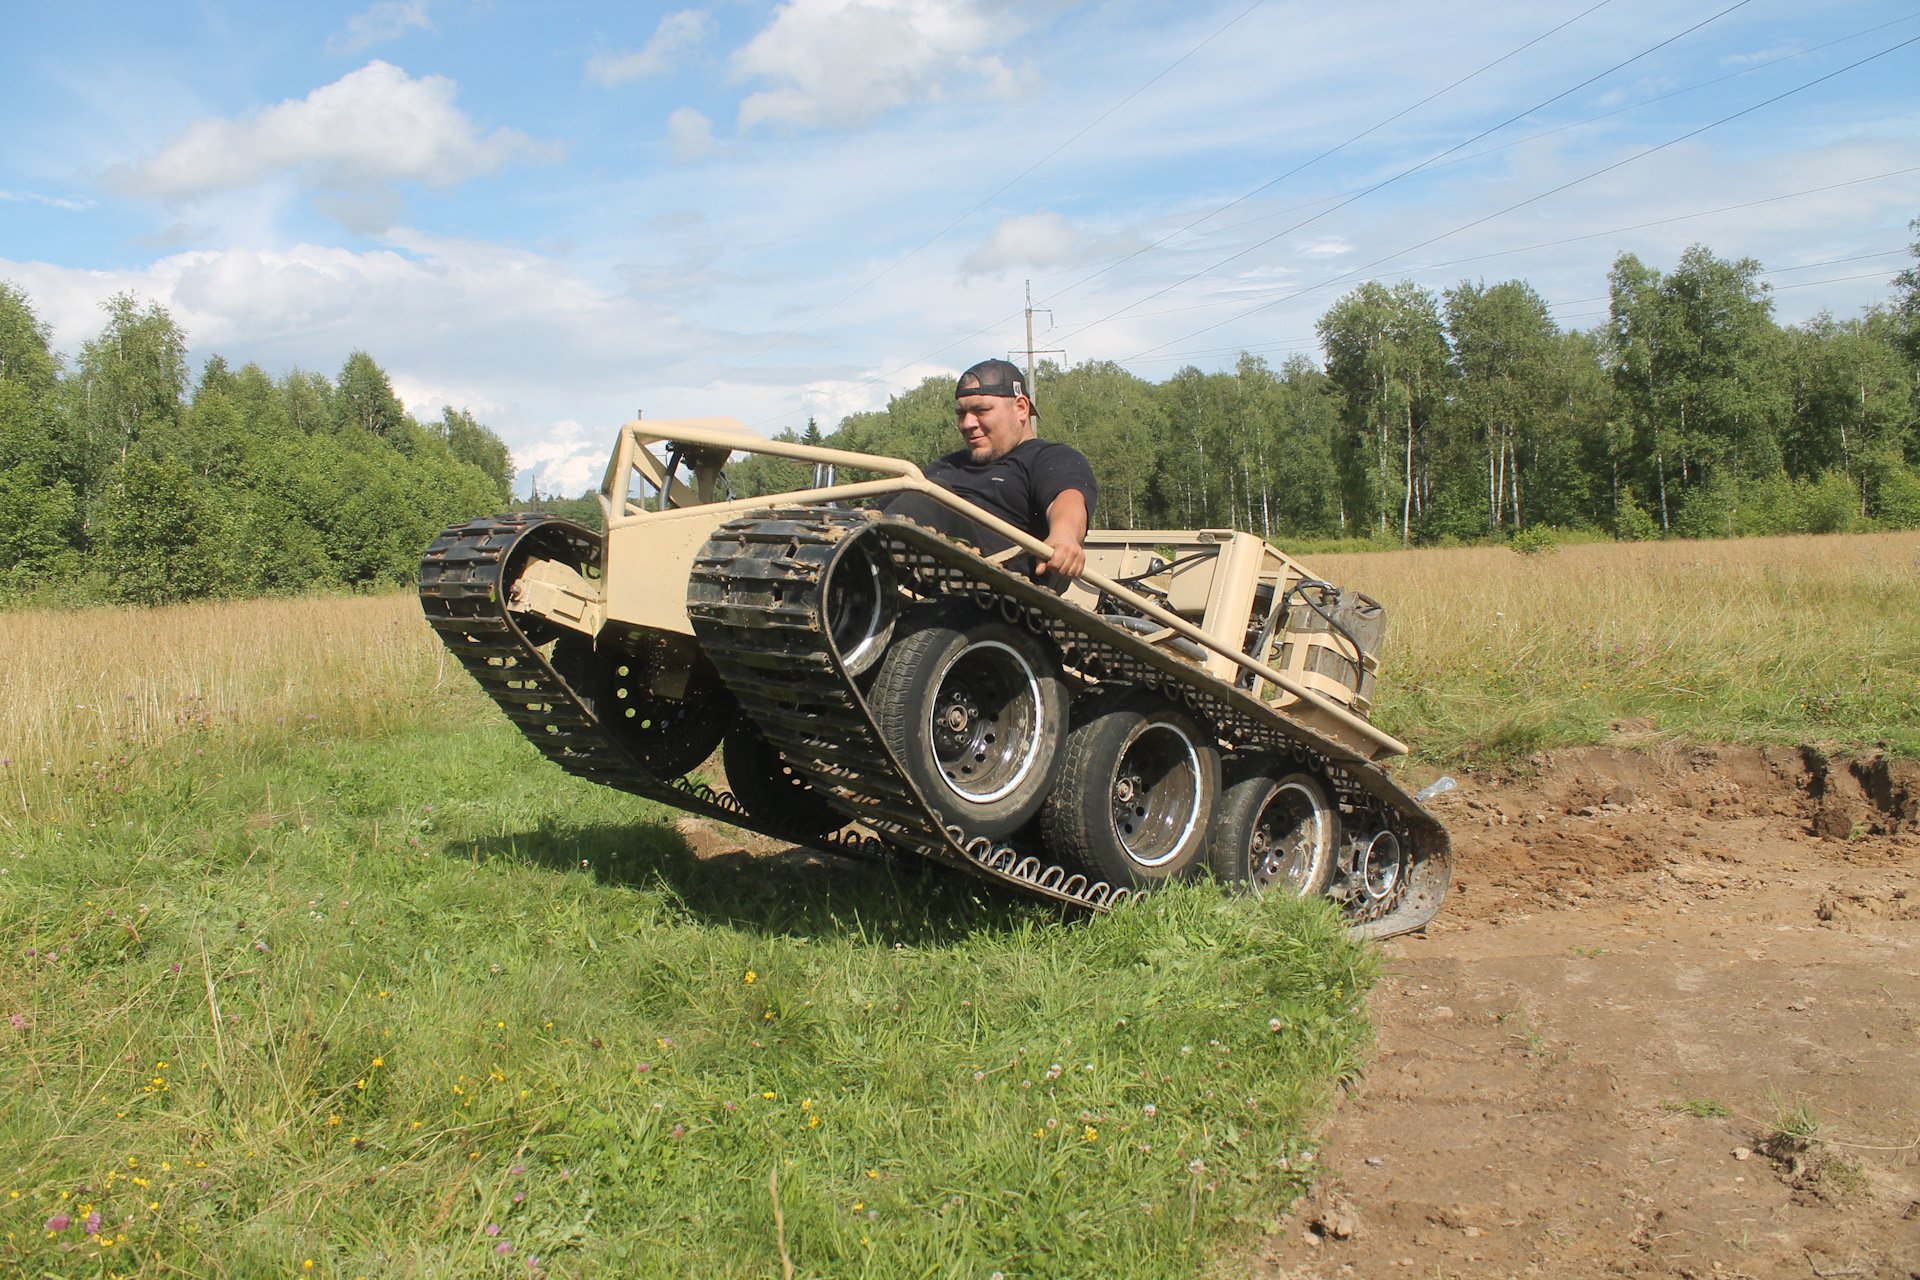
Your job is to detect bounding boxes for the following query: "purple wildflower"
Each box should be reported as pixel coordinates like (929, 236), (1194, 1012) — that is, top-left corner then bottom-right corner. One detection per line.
(45, 1213), (70, 1232)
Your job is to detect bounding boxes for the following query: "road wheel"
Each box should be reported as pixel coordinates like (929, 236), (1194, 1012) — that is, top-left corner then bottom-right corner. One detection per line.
(1207, 761), (1338, 897)
(869, 602), (1067, 838)
(1042, 687), (1219, 888)
(722, 717), (847, 845)
(550, 633), (731, 778)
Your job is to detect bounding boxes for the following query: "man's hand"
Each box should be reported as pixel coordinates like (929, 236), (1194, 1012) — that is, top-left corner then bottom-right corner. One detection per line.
(1037, 490), (1090, 579)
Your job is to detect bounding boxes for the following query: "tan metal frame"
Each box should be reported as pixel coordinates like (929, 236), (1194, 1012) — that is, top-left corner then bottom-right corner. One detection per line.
(559, 418), (1405, 761)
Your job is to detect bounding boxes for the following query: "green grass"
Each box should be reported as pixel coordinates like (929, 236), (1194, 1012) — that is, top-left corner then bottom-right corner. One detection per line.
(1, 711), (1373, 1278)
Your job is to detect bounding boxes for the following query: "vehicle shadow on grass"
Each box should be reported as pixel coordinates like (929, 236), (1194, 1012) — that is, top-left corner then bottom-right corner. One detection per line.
(471, 817), (1065, 945)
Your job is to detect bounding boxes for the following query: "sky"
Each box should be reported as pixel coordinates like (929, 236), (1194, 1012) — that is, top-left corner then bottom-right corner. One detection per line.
(3, 0), (1917, 498)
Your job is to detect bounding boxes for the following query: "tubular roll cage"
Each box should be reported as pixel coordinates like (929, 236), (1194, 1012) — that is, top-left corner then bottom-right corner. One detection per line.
(597, 418), (1406, 763)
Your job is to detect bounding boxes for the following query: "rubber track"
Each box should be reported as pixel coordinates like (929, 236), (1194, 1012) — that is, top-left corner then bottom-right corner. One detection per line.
(417, 514), (891, 862)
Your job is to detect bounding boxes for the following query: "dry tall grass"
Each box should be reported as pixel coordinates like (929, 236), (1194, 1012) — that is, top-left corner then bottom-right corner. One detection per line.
(1315, 530), (1920, 754)
(0, 593), (462, 787)
(3, 531), (1912, 806)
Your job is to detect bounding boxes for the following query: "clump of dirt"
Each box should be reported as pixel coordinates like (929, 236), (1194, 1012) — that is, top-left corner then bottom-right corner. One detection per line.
(1753, 1128), (1869, 1207)
(1805, 747), (1920, 840)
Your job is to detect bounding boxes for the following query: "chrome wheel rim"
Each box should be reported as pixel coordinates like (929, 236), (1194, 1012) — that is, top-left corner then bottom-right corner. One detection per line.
(926, 639), (1045, 804)
(1248, 779), (1333, 895)
(1108, 723), (1203, 868)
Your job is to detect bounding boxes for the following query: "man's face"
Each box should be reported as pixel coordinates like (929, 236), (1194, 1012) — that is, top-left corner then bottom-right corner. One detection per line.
(954, 392), (1031, 463)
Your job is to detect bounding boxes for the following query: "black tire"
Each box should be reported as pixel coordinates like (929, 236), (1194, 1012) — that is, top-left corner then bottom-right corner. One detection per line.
(549, 634), (731, 778)
(868, 602), (1067, 838)
(1206, 761), (1339, 897)
(1042, 687), (1220, 888)
(722, 717), (847, 844)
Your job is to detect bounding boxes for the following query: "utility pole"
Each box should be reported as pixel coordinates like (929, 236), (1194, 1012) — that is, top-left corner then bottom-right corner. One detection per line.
(1014, 279), (1064, 393)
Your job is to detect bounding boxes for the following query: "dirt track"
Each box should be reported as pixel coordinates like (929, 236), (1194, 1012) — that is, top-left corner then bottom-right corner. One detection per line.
(1247, 744), (1920, 1280)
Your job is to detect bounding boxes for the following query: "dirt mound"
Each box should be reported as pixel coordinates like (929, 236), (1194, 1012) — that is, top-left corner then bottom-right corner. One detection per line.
(1424, 744), (1918, 919)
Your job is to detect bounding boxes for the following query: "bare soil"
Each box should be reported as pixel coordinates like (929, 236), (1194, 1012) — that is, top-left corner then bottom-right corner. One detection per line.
(1246, 742), (1920, 1280)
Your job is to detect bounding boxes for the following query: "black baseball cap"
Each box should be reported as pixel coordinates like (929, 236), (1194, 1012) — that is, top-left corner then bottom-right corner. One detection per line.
(955, 358), (1031, 402)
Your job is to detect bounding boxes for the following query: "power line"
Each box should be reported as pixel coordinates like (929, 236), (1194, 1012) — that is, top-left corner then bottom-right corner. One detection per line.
(1063, 10), (1919, 284)
(1034, 0), (1618, 308)
(1048, 0), (1756, 354)
(1125, 31), (1920, 362)
(1410, 9), (1920, 184)
(1114, 166), (1920, 329)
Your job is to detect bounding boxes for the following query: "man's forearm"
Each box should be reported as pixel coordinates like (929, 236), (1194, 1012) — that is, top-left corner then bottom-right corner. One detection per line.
(1041, 490), (1089, 577)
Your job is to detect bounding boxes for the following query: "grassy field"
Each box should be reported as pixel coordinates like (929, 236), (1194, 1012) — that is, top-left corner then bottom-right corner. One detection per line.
(3, 530), (1913, 1277)
(1, 600), (1369, 1278)
(1316, 529), (1920, 761)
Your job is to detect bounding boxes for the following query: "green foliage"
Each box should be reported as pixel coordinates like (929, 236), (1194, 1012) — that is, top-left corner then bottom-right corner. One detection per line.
(440, 406), (514, 503)
(93, 455), (236, 603)
(1319, 280), (1450, 542)
(1508, 525), (1557, 556)
(334, 350), (407, 438)
(0, 705), (1374, 1278)
(1865, 448), (1920, 526)
(0, 280), (60, 393)
(0, 463), (79, 588)
(0, 285), (521, 605)
(1795, 470), (1863, 534)
(727, 424), (817, 499)
(1612, 490), (1660, 541)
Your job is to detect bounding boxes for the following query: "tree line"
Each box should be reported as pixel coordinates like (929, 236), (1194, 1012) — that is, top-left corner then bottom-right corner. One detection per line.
(0, 287), (513, 604)
(740, 231), (1920, 545)
(6, 228), (1917, 607)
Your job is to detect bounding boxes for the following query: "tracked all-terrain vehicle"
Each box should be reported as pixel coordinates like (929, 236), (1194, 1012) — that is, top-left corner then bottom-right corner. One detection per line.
(419, 419), (1450, 937)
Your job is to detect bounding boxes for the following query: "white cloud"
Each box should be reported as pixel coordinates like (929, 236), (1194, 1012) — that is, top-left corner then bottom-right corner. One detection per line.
(0, 188), (94, 212)
(328, 0), (434, 56)
(667, 107), (715, 163)
(513, 419), (609, 499)
(588, 9), (713, 87)
(114, 62), (556, 199)
(962, 211), (1138, 275)
(733, 0), (1028, 131)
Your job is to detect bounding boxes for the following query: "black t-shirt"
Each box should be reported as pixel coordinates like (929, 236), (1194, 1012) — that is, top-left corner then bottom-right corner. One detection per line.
(923, 437), (1098, 540)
